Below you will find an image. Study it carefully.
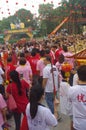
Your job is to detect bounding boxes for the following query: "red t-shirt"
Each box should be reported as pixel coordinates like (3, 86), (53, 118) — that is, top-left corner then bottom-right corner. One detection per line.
(6, 79), (29, 113)
(55, 48), (63, 62)
(29, 56), (40, 75)
(5, 63), (16, 81)
(26, 56), (31, 63)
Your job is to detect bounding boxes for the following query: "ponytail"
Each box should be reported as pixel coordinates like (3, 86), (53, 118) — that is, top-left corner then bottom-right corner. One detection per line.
(29, 84), (44, 119)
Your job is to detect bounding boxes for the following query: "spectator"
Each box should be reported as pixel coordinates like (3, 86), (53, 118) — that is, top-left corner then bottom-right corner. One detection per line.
(16, 58), (32, 85)
(5, 56), (16, 82)
(6, 70), (30, 130)
(36, 50), (45, 85)
(26, 84), (58, 130)
(68, 65), (86, 130)
(43, 56), (58, 114)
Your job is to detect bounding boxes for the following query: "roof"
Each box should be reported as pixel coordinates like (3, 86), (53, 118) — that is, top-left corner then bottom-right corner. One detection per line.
(73, 49), (86, 59)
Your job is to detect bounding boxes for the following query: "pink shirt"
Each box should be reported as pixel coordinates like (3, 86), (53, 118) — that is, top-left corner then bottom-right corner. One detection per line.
(0, 94), (7, 126)
(55, 62), (63, 71)
(62, 52), (74, 67)
(37, 58), (45, 76)
(16, 64), (32, 84)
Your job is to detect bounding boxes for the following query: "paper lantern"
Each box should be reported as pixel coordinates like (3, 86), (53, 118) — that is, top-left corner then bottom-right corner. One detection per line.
(7, 8), (10, 11)
(32, 5), (34, 8)
(63, 4), (66, 7)
(16, 2), (18, 5)
(69, 4), (72, 7)
(51, 1), (53, 4)
(6, 0), (8, 3)
(24, 4), (26, 6)
(58, 3), (61, 5)
(8, 12), (10, 15)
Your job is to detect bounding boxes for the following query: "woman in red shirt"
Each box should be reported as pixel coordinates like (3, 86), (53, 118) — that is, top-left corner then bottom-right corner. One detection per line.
(6, 70), (30, 130)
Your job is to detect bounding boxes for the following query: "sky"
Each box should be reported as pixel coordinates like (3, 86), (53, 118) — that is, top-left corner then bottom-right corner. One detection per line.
(0, 0), (61, 20)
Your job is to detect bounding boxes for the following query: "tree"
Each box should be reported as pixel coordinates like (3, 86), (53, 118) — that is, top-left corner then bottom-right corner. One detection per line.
(14, 9), (34, 27)
(0, 9), (37, 32)
(38, 3), (60, 35)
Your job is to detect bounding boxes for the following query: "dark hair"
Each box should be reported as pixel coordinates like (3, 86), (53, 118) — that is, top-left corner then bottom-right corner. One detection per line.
(61, 70), (66, 79)
(7, 56), (12, 62)
(10, 70), (22, 95)
(31, 49), (36, 56)
(25, 50), (29, 53)
(39, 50), (45, 57)
(19, 58), (26, 65)
(45, 48), (50, 54)
(58, 54), (64, 63)
(29, 84), (44, 119)
(63, 45), (68, 52)
(45, 56), (51, 63)
(77, 65), (86, 81)
(20, 52), (25, 57)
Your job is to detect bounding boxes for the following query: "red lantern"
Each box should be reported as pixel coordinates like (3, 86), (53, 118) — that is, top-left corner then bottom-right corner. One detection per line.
(64, 4), (66, 7)
(7, 8), (10, 11)
(1, 12), (3, 14)
(44, 0), (46, 2)
(16, 2), (18, 5)
(32, 5), (34, 8)
(24, 4), (26, 6)
(70, 4), (72, 7)
(6, 0), (8, 3)
(51, 1), (53, 4)
(8, 12), (10, 15)
(58, 3), (61, 5)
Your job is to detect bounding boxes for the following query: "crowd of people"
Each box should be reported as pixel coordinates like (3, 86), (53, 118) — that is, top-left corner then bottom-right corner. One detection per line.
(0, 33), (86, 130)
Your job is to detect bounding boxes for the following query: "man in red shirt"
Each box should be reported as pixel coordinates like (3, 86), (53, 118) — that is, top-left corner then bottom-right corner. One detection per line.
(55, 44), (63, 63)
(5, 56), (16, 82)
(29, 49), (40, 83)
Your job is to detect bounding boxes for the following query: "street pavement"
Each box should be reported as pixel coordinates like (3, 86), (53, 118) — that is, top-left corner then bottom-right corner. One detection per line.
(7, 114), (70, 130)
(7, 100), (71, 130)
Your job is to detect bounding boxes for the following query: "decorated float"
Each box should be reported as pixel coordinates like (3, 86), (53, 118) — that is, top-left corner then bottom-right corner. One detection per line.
(68, 38), (86, 66)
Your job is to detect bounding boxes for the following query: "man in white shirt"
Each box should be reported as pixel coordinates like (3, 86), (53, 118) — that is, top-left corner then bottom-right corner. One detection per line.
(68, 65), (86, 130)
(43, 56), (58, 114)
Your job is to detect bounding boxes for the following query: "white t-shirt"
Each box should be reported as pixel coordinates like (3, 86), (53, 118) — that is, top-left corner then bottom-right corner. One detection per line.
(60, 81), (72, 115)
(43, 64), (58, 92)
(26, 103), (58, 130)
(73, 73), (78, 86)
(0, 67), (4, 84)
(68, 85), (86, 130)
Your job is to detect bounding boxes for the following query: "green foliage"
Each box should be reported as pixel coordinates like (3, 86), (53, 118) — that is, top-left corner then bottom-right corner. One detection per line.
(14, 9), (34, 27)
(0, 9), (36, 33)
